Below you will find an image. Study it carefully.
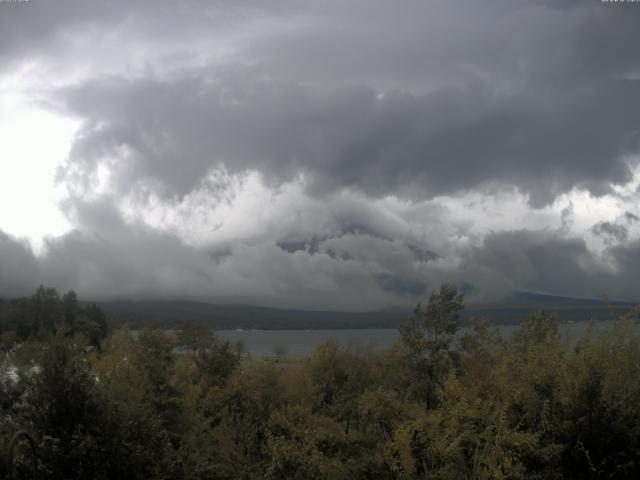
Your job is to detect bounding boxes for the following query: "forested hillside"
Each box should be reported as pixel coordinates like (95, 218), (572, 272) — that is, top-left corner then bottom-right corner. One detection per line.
(97, 294), (635, 331)
(1, 285), (640, 479)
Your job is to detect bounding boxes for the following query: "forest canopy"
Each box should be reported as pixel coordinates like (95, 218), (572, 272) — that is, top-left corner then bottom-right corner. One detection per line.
(1, 285), (640, 479)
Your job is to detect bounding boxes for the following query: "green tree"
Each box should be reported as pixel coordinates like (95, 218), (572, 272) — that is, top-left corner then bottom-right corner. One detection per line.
(177, 321), (241, 389)
(399, 284), (464, 408)
(31, 286), (62, 339)
(512, 310), (559, 348)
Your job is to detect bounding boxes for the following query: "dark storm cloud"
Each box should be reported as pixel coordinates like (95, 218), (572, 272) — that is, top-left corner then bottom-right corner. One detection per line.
(56, 73), (640, 206)
(374, 273), (427, 297)
(461, 230), (602, 298)
(3, 0), (640, 306)
(41, 0), (640, 206)
(444, 228), (640, 302)
(3, 1), (640, 205)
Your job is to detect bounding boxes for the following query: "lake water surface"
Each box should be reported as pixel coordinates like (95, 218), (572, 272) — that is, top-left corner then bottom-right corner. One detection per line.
(218, 322), (625, 357)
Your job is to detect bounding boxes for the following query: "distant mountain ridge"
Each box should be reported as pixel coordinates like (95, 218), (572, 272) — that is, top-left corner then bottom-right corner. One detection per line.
(97, 291), (638, 330)
(504, 291), (637, 307)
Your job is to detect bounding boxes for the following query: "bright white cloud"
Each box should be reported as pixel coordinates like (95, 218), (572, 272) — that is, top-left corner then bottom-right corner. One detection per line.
(0, 87), (79, 250)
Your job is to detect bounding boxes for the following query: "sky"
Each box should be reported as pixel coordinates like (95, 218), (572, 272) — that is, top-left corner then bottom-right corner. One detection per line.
(1, 0), (640, 310)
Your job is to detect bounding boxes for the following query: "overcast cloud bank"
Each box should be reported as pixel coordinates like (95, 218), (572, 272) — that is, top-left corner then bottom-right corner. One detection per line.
(1, 0), (640, 308)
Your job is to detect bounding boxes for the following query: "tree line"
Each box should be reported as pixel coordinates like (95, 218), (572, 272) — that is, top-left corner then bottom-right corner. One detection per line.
(1, 285), (640, 479)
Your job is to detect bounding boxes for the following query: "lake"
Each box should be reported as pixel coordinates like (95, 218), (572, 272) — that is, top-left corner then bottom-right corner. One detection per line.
(218, 322), (626, 357)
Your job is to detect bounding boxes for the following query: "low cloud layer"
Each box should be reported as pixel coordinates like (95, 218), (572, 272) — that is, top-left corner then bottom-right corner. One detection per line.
(3, 177), (640, 308)
(1, 1), (640, 307)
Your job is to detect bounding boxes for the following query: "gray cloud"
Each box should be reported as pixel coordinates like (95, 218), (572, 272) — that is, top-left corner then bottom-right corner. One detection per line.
(591, 221), (629, 245)
(374, 273), (427, 297)
(0, 231), (39, 298)
(440, 228), (640, 302)
(1, 200), (416, 310)
(2, 194), (640, 307)
(458, 230), (603, 299)
(2, 1), (640, 306)
(56, 72), (640, 206)
(0, 0), (619, 206)
(625, 212), (639, 224)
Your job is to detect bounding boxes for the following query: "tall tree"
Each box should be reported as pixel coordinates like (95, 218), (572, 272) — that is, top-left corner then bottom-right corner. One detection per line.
(399, 284), (464, 408)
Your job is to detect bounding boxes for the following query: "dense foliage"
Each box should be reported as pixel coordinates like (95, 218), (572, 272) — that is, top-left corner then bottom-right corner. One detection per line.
(0, 286), (107, 349)
(1, 286), (640, 479)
